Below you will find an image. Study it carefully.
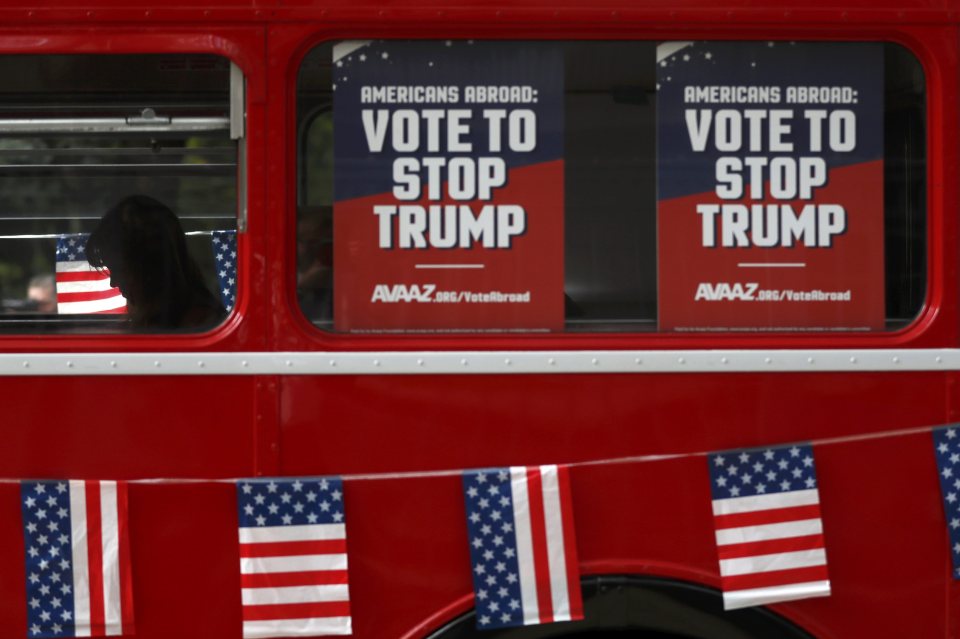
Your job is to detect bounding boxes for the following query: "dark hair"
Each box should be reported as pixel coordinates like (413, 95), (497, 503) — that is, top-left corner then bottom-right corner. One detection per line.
(86, 195), (225, 330)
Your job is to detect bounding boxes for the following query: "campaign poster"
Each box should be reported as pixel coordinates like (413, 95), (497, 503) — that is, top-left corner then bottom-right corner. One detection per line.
(657, 42), (885, 332)
(332, 41), (564, 332)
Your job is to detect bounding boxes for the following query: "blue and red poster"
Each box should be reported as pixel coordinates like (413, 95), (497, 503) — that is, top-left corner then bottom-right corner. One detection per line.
(657, 42), (885, 331)
(333, 41), (564, 332)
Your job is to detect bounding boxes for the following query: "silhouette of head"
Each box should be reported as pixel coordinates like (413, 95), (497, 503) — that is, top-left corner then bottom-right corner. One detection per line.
(86, 195), (224, 329)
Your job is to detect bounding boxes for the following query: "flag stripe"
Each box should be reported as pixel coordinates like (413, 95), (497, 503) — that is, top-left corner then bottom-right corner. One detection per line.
(720, 548), (827, 576)
(712, 489), (820, 516)
(242, 584), (350, 606)
(555, 465), (583, 621)
(239, 524), (346, 544)
(721, 564), (831, 592)
(71, 482), (92, 637)
(242, 616), (352, 638)
(510, 467), (540, 626)
(57, 289), (125, 303)
(540, 465), (571, 622)
(241, 554), (347, 574)
(715, 518), (823, 546)
(717, 534), (825, 560)
(57, 278), (115, 292)
(117, 482), (135, 635)
(240, 539), (347, 558)
(525, 467), (555, 624)
(714, 504), (822, 529)
(722, 580), (831, 610)
(58, 298), (127, 314)
(99, 481), (122, 636)
(85, 481), (106, 637)
(241, 570), (350, 589)
(55, 263), (107, 275)
(242, 601), (352, 622)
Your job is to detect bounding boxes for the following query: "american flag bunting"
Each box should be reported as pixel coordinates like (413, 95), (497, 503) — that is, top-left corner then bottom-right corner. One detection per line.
(237, 477), (351, 638)
(212, 230), (237, 312)
(708, 443), (831, 609)
(55, 234), (126, 315)
(21, 480), (135, 638)
(462, 465), (583, 630)
(932, 425), (960, 578)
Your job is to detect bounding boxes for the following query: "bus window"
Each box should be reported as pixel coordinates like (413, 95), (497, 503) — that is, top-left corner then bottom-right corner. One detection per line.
(0, 54), (239, 334)
(296, 41), (925, 335)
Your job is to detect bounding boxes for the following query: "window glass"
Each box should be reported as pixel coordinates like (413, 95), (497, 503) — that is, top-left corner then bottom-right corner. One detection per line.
(296, 41), (925, 334)
(0, 55), (238, 334)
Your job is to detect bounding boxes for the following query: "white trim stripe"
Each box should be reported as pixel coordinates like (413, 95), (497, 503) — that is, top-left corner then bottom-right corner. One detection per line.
(715, 519), (823, 546)
(240, 554), (347, 574)
(69, 481), (91, 638)
(239, 524), (345, 544)
(719, 548), (827, 577)
(99, 481), (123, 636)
(712, 489), (820, 516)
(241, 584), (349, 606)
(5, 348), (960, 377)
(540, 465), (572, 622)
(722, 580), (831, 610)
(510, 466), (539, 625)
(242, 616), (352, 638)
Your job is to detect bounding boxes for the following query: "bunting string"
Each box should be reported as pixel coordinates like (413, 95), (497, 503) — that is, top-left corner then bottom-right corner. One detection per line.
(0, 420), (945, 485)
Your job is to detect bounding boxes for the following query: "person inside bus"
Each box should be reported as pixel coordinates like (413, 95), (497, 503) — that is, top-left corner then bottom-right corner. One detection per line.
(27, 274), (57, 313)
(86, 195), (225, 330)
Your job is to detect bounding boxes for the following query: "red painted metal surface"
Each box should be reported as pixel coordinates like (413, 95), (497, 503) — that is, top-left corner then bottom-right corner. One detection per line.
(0, 1), (957, 637)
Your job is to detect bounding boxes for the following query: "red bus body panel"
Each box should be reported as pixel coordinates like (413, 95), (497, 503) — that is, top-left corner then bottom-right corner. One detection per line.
(0, 2), (958, 637)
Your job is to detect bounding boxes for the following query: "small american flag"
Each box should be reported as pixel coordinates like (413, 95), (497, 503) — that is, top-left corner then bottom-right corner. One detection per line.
(212, 230), (237, 312)
(462, 466), (583, 630)
(708, 443), (831, 610)
(237, 478), (351, 638)
(21, 480), (135, 638)
(932, 425), (960, 578)
(54, 235), (126, 315)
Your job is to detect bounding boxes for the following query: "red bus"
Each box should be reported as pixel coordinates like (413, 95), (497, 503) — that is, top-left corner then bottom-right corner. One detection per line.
(0, 0), (953, 637)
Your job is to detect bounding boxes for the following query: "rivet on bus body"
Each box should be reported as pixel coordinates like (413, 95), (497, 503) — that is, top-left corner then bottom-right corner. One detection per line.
(66, 361), (74, 368)
(721, 357), (728, 364)
(765, 357), (772, 364)
(808, 357), (815, 364)
(677, 357), (685, 364)
(198, 361), (205, 368)
(549, 358), (557, 366)
(110, 361), (117, 368)
(635, 358), (642, 365)
(893, 356), (900, 364)
(850, 357), (857, 364)
(329, 360), (336, 367)
(22, 361), (29, 368)
(286, 360), (293, 367)
(373, 360), (381, 367)
(504, 358), (511, 366)
(591, 358), (599, 366)
(937, 356), (944, 364)
(154, 361), (161, 368)
(461, 358), (469, 366)
(242, 361), (249, 367)
(417, 359), (424, 366)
